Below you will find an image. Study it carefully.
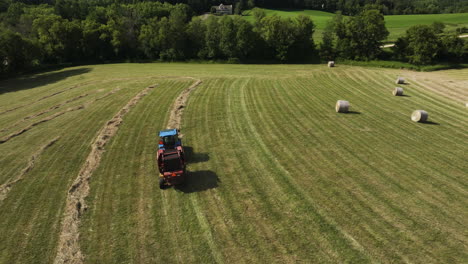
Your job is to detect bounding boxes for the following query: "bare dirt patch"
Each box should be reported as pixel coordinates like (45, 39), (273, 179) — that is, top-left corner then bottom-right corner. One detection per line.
(0, 137), (60, 201)
(53, 84), (156, 264)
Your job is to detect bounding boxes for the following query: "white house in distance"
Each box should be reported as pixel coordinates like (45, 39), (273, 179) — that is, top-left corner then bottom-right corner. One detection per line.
(212, 4), (233, 15)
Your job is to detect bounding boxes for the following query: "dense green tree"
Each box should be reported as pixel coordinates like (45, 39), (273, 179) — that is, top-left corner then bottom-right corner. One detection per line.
(82, 19), (113, 60)
(4, 2), (24, 26)
(289, 15), (316, 61)
(186, 16), (206, 58)
(232, 16), (256, 59)
(440, 32), (465, 62)
(0, 0), (11, 13)
(258, 15), (296, 61)
(0, 29), (38, 74)
(204, 16), (221, 59)
(431, 21), (445, 34)
(395, 25), (442, 65)
(252, 7), (266, 28)
(335, 9), (388, 60)
(319, 22), (335, 61)
(219, 16), (236, 58)
(33, 15), (71, 63)
(138, 17), (161, 59)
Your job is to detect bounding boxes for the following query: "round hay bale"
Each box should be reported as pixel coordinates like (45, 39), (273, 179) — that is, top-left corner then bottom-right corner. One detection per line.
(336, 100), (349, 113)
(396, 77), (405, 84)
(411, 110), (428, 123)
(328, 61), (335, 67)
(393, 87), (404, 96)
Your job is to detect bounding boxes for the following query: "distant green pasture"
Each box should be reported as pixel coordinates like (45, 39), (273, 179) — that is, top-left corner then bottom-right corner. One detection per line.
(241, 9), (468, 42)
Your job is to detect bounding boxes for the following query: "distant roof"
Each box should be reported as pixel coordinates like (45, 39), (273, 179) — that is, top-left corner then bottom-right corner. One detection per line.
(213, 4), (232, 10)
(159, 129), (177, 137)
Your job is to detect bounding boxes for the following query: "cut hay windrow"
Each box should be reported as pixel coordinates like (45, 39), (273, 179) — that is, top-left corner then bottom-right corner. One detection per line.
(0, 93), (89, 133)
(0, 137), (60, 202)
(53, 84), (156, 264)
(166, 79), (202, 130)
(0, 88), (120, 144)
(0, 107), (82, 144)
(0, 80), (99, 116)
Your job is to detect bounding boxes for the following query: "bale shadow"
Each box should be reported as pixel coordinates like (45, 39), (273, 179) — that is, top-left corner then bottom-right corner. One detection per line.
(422, 121), (440, 125)
(400, 94), (411, 97)
(175, 170), (220, 193)
(184, 146), (209, 164)
(346, 111), (361, 114)
(0, 68), (92, 95)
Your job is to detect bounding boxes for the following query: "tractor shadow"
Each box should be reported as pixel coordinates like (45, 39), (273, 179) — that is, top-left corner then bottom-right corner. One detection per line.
(176, 170), (220, 193)
(175, 146), (218, 193)
(0, 68), (92, 95)
(184, 146), (209, 163)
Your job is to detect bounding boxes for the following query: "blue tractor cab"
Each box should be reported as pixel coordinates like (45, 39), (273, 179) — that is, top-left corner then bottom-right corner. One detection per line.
(158, 129), (182, 150)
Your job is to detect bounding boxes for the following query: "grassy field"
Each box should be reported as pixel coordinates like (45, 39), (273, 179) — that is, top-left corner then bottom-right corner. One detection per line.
(0, 63), (467, 263)
(242, 9), (468, 42)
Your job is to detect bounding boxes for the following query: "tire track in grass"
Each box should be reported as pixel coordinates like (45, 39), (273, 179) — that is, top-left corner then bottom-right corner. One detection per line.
(338, 70), (468, 189)
(184, 79), (254, 263)
(331, 71), (468, 254)
(263, 76), (419, 262)
(53, 84), (156, 264)
(271, 74), (466, 262)
(0, 137), (60, 202)
(303, 72), (466, 231)
(251, 75), (421, 262)
(237, 78), (373, 263)
(222, 79), (296, 262)
(0, 87), (121, 144)
(160, 78), (226, 263)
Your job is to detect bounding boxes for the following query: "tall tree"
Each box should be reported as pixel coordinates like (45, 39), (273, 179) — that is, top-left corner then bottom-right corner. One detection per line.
(335, 9), (388, 60)
(394, 25), (442, 65)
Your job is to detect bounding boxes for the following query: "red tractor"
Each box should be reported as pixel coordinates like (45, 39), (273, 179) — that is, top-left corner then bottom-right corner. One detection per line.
(157, 129), (186, 189)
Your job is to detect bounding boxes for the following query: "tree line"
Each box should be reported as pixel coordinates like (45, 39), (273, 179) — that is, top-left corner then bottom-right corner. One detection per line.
(1, 0), (467, 16)
(0, 2), (467, 76)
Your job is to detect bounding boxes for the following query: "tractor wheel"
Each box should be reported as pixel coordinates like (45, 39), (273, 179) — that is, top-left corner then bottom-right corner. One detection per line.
(159, 178), (166, 189)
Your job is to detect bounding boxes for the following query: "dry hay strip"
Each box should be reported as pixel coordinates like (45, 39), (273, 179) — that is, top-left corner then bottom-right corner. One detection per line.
(0, 137), (60, 201)
(166, 79), (202, 130)
(0, 81), (98, 116)
(53, 84), (156, 264)
(0, 93), (89, 133)
(0, 107), (81, 144)
(0, 88), (121, 144)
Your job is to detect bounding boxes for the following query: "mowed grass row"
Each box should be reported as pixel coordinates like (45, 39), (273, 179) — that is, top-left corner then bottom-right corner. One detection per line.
(0, 74), (183, 263)
(181, 71), (467, 263)
(80, 79), (196, 263)
(0, 63), (467, 263)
